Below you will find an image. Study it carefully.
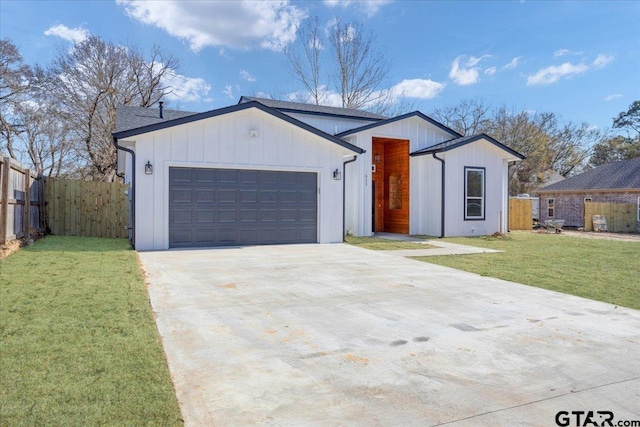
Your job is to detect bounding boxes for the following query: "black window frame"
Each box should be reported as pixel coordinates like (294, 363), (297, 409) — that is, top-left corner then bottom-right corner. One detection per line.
(464, 166), (486, 221)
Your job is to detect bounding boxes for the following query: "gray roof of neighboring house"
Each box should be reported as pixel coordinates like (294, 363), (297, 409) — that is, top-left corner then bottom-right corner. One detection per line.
(238, 96), (386, 121)
(115, 105), (197, 133)
(538, 157), (640, 192)
(113, 101), (364, 154)
(410, 133), (525, 159)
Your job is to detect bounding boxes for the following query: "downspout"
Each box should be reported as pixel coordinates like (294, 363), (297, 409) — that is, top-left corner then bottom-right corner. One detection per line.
(342, 155), (358, 241)
(113, 136), (135, 248)
(432, 152), (445, 238)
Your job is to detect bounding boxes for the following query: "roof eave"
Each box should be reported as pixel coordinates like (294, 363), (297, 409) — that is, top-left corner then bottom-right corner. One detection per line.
(112, 101), (363, 154)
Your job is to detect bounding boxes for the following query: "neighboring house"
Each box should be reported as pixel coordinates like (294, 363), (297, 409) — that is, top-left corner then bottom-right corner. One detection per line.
(536, 157), (640, 228)
(529, 169), (565, 192)
(113, 97), (524, 250)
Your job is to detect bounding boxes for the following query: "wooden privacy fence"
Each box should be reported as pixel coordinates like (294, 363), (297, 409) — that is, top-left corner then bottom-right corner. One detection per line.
(584, 201), (638, 233)
(0, 156), (45, 244)
(45, 178), (130, 238)
(509, 198), (533, 230)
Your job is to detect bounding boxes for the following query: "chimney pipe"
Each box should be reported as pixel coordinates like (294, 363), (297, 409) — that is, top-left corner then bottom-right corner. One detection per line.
(159, 101), (164, 119)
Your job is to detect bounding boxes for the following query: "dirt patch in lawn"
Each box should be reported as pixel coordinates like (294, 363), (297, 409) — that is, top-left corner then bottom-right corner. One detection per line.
(0, 240), (22, 260)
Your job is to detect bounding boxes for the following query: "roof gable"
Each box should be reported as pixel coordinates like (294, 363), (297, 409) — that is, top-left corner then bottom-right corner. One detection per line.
(335, 111), (462, 139)
(239, 96), (385, 121)
(113, 101), (364, 154)
(410, 133), (525, 160)
(538, 157), (640, 192)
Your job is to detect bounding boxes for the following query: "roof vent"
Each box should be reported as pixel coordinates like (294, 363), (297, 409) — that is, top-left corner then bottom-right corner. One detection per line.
(159, 101), (164, 119)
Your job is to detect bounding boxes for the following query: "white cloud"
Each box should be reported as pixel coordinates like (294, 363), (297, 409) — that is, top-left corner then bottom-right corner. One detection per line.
(116, 0), (306, 52)
(526, 62), (589, 86)
(465, 55), (491, 67)
(484, 67), (497, 75)
(503, 56), (521, 70)
(323, 0), (393, 17)
(240, 70), (256, 82)
(593, 53), (614, 68)
(449, 55), (483, 85)
(554, 48), (582, 57)
(161, 69), (212, 102)
(44, 24), (89, 43)
(389, 79), (445, 99)
(604, 93), (622, 101)
(222, 85), (235, 99)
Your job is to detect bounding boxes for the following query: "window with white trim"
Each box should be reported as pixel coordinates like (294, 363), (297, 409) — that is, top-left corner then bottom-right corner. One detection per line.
(464, 167), (485, 220)
(548, 198), (555, 218)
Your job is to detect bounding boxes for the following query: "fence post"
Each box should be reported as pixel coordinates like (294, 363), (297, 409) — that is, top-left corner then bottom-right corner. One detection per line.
(24, 169), (31, 239)
(39, 175), (46, 234)
(0, 157), (10, 244)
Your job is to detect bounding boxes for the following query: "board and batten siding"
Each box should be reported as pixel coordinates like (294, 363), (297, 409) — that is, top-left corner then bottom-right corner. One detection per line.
(282, 112), (378, 136)
(437, 141), (510, 237)
(123, 108), (353, 250)
(342, 116), (455, 236)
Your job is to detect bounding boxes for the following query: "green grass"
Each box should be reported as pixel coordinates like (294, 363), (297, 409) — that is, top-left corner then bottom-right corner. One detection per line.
(0, 237), (183, 427)
(412, 231), (640, 310)
(345, 235), (437, 250)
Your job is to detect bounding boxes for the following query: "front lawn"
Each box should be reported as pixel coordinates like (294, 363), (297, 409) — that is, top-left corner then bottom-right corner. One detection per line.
(414, 232), (640, 310)
(0, 237), (183, 426)
(345, 235), (436, 250)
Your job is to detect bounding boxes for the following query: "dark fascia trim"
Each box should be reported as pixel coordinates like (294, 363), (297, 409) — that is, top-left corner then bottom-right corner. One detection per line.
(410, 133), (525, 160)
(335, 111), (463, 139)
(238, 96), (385, 122)
(112, 101), (364, 154)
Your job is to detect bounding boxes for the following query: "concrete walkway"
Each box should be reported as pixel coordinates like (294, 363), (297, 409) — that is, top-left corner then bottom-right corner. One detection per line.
(373, 232), (502, 257)
(140, 243), (640, 427)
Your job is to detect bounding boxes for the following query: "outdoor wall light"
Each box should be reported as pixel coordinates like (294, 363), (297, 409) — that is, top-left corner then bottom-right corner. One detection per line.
(333, 168), (341, 180)
(374, 154), (380, 163)
(249, 129), (259, 138)
(145, 161), (153, 175)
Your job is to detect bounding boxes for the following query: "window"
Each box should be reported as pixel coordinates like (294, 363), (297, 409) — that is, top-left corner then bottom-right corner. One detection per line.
(388, 173), (402, 209)
(548, 198), (555, 218)
(464, 167), (485, 220)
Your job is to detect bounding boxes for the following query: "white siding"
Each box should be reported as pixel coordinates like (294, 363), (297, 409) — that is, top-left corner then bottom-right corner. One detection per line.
(126, 108), (354, 250)
(283, 112), (379, 135)
(439, 141), (512, 237)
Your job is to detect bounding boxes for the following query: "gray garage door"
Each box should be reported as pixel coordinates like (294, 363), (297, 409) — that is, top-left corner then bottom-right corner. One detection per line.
(169, 168), (317, 248)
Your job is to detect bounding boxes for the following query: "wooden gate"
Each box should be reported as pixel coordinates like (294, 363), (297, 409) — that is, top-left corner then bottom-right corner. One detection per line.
(509, 198), (533, 230)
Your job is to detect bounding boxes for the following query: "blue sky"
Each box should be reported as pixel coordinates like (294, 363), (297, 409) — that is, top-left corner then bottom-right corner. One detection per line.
(1, 0), (639, 133)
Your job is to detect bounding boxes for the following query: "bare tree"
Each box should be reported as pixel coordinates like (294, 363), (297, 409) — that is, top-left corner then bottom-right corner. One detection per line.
(431, 99), (492, 136)
(47, 36), (179, 181)
(284, 17), (392, 113)
(0, 38), (32, 158)
(432, 100), (605, 194)
(284, 16), (325, 105)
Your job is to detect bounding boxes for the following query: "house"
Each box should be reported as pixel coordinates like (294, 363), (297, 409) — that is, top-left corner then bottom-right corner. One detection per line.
(112, 97), (524, 250)
(536, 157), (640, 228)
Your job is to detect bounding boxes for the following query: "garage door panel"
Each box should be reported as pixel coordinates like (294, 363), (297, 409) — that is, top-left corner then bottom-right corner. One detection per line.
(217, 189), (237, 203)
(195, 188), (215, 203)
(218, 209), (237, 223)
(171, 188), (192, 203)
(169, 167), (317, 248)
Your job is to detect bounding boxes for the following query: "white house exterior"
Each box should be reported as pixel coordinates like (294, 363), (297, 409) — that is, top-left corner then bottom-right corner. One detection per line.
(113, 97), (524, 250)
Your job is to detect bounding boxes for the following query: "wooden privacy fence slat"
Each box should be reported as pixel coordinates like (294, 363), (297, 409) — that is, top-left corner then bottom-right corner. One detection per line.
(0, 156), (45, 244)
(584, 202), (638, 233)
(45, 178), (130, 239)
(509, 198), (533, 230)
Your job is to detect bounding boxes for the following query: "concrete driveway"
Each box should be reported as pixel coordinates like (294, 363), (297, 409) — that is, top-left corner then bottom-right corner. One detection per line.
(138, 244), (640, 427)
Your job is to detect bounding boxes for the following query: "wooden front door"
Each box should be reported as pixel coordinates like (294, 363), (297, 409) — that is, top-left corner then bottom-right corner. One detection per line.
(371, 138), (409, 234)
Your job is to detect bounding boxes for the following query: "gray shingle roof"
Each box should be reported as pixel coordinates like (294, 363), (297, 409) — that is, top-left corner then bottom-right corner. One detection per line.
(538, 157), (640, 192)
(239, 96), (386, 120)
(115, 105), (197, 133)
(410, 134), (525, 159)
